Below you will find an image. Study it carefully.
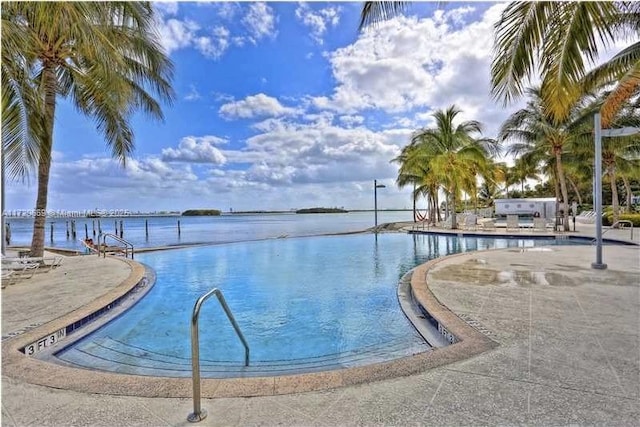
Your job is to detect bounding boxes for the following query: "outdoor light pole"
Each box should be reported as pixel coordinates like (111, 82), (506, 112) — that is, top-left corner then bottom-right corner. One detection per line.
(374, 179), (386, 230)
(592, 113), (640, 270)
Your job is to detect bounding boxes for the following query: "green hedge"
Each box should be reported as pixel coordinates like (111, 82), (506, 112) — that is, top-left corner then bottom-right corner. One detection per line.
(603, 212), (640, 227)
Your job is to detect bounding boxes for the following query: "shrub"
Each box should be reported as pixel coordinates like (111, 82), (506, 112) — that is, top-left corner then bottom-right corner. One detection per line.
(603, 212), (640, 227)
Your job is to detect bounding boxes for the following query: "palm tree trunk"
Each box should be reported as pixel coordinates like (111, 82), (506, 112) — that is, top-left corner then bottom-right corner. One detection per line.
(568, 176), (582, 206)
(450, 189), (457, 229)
(29, 62), (56, 257)
(622, 175), (632, 213)
(555, 151), (570, 231)
(412, 183), (417, 222)
(609, 168), (620, 225)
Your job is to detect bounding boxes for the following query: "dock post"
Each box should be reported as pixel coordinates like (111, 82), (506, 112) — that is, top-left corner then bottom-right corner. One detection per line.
(92, 220), (96, 236)
(66, 221), (70, 238)
(98, 219), (102, 234)
(145, 219), (149, 238)
(115, 220), (117, 234)
(5, 223), (11, 245)
(50, 223), (54, 242)
(85, 223), (88, 239)
(119, 220), (123, 238)
(178, 220), (181, 237)
(72, 220), (77, 239)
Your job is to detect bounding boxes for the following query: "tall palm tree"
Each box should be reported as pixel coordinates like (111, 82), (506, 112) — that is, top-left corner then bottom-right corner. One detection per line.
(391, 136), (441, 223)
(492, 2), (639, 126)
(1, 2), (174, 257)
(498, 87), (595, 230)
(411, 106), (498, 229)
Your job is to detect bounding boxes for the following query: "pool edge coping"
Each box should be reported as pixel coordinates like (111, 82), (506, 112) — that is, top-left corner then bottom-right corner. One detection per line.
(1, 251), (498, 398)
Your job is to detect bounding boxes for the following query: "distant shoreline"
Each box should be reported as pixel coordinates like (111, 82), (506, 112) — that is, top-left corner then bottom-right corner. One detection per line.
(4, 209), (414, 219)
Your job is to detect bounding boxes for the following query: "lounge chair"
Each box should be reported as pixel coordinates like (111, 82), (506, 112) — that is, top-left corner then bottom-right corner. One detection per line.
(2, 270), (16, 287)
(462, 214), (477, 231)
(506, 215), (520, 232)
(479, 218), (496, 231)
(1, 260), (40, 282)
(533, 217), (548, 232)
(2, 256), (62, 272)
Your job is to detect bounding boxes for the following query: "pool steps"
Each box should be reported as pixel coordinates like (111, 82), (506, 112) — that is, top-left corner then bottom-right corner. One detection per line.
(56, 335), (429, 378)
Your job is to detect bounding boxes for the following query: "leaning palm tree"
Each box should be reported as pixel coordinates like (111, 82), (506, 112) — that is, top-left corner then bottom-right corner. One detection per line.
(492, 1), (639, 126)
(1, 2), (174, 257)
(498, 87), (595, 231)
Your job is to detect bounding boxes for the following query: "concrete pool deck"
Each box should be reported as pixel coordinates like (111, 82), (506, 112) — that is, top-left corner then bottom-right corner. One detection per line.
(2, 225), (639, 426)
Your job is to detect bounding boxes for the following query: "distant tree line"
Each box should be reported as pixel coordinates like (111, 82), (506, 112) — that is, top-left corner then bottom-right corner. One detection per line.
(182, 209), (221, 216)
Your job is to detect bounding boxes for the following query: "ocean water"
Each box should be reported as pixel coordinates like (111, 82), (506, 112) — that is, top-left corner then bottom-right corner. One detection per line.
(5, 211), (414, 250)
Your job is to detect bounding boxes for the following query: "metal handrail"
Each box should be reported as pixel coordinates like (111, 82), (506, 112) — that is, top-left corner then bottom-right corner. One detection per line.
(593, 220), (634, 243)
(188, 288), (249, 423)
(98, 233), (134, 259)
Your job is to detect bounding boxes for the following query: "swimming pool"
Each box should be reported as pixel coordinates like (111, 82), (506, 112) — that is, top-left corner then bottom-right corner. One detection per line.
(55, 233), (586, 377)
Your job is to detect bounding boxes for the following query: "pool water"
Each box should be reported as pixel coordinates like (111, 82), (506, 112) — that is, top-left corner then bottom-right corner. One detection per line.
(55, 233), (586, 377)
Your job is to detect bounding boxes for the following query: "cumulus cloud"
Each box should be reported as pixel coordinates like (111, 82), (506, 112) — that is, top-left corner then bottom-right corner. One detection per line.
(242, 2), (277, 44)
(295, 3), (342, 45)
(311, 4), (516, 136)
(219, 94), (298, 119)
(194, 26), (230, 59)
(155, 18), (199, 55)
(162, 136), (228, 164)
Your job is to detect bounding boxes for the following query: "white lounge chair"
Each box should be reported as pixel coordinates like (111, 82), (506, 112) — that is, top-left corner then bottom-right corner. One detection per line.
(506, 215), (520, 232)
(533, 217), (548, 232)
(480, 218), (496, 231)
(462, 214), (478, 231)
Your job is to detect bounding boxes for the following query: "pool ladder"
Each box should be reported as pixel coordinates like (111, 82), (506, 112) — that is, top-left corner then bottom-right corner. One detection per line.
(188, 288), (250, 423)
(97, 233), (134, 259)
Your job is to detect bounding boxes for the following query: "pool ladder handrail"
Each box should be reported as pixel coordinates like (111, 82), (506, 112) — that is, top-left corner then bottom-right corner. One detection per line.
(98, 233), (134, 259)
(592, 220), (634, 243)
(188, 288), (250, 423)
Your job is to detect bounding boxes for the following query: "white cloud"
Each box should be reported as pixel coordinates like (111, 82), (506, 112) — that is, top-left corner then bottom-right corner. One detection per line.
(295, 3), (342, 45)
(194, 26), (230, 59)
(242, 2), (277, 44)
(311, 4), (517, 136)
(155, 18), (199, 55)
(184, 84), (201, 101)
(338, 115), (365, 127)
(162, 136), (228, 164)
(215, 2), (240, 20)
(154, 2), (179, 17)
(219, 94), (298, 119)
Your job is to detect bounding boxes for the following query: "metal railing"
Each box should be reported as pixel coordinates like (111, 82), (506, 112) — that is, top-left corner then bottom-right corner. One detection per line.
(98, 233), (134, 259)
(602, 220), (634, 241)
(188, 288), (249, 423)
(592, 220), (635, 244)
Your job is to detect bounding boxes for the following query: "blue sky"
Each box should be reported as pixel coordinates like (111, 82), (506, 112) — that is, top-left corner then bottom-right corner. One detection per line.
(6, 1), (520, 213)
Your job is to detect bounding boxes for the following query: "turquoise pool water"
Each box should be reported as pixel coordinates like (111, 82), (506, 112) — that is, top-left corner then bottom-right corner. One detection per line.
(55, 233), (586, 377)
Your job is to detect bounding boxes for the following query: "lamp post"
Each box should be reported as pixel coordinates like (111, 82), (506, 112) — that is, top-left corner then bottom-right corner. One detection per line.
(374, 179), (386, 230)
(592, 113), (639, 270)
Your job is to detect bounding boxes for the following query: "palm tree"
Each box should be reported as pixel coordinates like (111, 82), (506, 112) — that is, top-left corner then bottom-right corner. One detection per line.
(492, 2), (639, 126)
(498, 87), (595, 231)
(512, 154), (540, 194)
(1, 2), (174, 257)
(571, 100), (640, 224)
(411, 106), (498, 229)
(391, 135), (441, 223)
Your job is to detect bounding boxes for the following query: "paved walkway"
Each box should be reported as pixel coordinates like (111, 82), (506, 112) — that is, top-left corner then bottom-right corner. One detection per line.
(1, 227), (639, 426)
